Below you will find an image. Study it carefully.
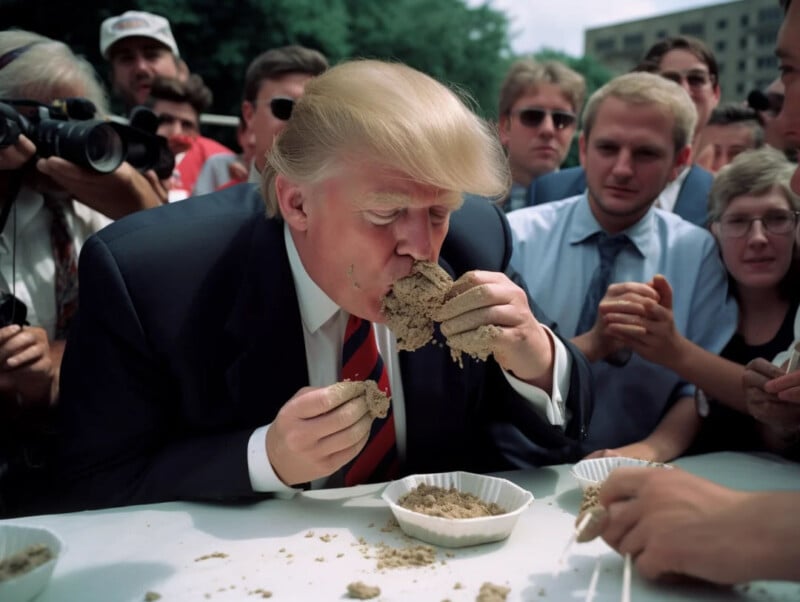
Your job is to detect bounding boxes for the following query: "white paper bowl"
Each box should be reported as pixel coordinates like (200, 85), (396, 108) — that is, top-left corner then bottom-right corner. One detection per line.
(0, 524), (63, 602)
(571, 457), (672, 491)
(381, 471), (533, 548)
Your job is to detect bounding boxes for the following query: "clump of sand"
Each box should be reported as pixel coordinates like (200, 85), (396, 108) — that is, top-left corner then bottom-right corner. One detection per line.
(329, 380), (390, 418)
(381, 261), (498, 365)
(346, 581), (380, 599)
(397, 483), (507, 519)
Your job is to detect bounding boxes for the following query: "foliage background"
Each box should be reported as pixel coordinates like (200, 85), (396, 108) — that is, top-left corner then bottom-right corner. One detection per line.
(3, 0), (612, 164)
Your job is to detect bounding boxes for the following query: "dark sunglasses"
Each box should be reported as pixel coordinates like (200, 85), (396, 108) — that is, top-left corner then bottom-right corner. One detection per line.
(269, 96), (295, 121)
(515, 108), (577, 130)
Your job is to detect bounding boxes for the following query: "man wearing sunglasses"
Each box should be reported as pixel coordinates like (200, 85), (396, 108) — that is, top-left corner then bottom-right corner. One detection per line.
(529, 36), (721, 228)
(241, 45), (329, 178)
(496, 59), (585, 212)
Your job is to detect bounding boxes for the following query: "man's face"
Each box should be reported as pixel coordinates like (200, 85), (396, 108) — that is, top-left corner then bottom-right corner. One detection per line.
(580, 96), (690, 233)
(695, 122), (758, 174)
(713, 191), (797, 293)
(242, 72), (313, 174)
(152, 99), (199, 155)
(777, 1), (800, 193)
(108, 36), (180, 107)
(498, 83), (577, 187)
(657, 49), (720, 137)
(280, 161), (460, 323)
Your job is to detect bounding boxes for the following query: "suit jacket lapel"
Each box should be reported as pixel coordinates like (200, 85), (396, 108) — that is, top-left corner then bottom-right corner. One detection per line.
(223, 216), (309, 423)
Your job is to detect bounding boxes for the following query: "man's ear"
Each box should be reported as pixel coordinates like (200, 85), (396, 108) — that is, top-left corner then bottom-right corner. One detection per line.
(668, 144), (693, 182)
(498, 113), (511, 147)
(275, 174), (309, 231)
(241, 100), (254, 128)
(578, 132), (587, 168)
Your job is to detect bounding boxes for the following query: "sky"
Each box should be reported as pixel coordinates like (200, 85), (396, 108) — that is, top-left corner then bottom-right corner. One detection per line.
(470, 0), (734, 57)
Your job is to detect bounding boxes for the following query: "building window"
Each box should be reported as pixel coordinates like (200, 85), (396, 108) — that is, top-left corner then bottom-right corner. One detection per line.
(717, 62), (725, 74)
(738, 59), (747, 71)
(594, 37), (616, 52)
(623, 33), (643, 50)
(716, 40), (727, 52)
(736, 82), (746, 95)
(757, 55), (777, 69)
(716, 18), (727, 29)
(740, 36), (748, 49)
(759, 7), (782, 23)
(656, 29), (668, 39)
(679, 23), (705, 37)
(740, 14), (749, 27)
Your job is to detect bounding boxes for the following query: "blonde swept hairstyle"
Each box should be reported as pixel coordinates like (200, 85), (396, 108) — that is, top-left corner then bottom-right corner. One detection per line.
(262, 59), (510, 218)
(0, 29), (109, 116)
(708, 146), (800, 223)
(582, 72), (697, 153)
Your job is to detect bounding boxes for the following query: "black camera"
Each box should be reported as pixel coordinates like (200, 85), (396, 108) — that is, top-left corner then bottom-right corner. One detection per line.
(0, 292), (27, 328)
(0, 99), (174, 179)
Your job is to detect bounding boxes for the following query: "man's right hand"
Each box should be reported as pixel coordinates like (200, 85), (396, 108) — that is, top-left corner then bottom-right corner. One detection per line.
(0, 324), (57, 406)
(743, 357), (800, 434)
(265, 384), (374, 486)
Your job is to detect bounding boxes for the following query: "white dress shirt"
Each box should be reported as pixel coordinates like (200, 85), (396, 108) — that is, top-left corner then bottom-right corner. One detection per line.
(247, 223), (572, 494)
(0, 187), (111, 339)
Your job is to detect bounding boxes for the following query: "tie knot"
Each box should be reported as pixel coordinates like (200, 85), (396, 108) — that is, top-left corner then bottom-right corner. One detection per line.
(596, 232), (629, 263)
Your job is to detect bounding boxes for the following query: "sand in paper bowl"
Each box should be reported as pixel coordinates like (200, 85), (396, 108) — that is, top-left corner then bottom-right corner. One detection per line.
(329, 380), (390, 418)
(381, 260), (499, 365)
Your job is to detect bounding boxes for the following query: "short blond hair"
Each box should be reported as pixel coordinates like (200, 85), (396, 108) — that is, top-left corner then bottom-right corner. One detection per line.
(709, 146), (800, 223)
(582, 72), (696, 153)
(263, 60), (510, 218)
(498, 59), (586, 117)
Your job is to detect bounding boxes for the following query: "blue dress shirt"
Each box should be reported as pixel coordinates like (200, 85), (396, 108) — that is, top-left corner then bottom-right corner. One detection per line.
(508, 194), (738, 453)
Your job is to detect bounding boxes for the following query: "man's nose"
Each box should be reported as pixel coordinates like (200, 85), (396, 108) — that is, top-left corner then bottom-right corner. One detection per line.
(611, 149), (634, 177)
(397, 212), (435, 260)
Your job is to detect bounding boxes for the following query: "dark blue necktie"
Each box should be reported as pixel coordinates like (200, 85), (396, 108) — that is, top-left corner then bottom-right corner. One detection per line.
(575, 233), (630, 335)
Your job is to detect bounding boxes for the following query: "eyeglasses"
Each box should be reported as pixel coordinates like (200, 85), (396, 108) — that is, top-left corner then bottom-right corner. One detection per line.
(268, 96), (295, 121)
(717, 210), (800, 238)
(659, 70), (715, 89)
(514, 108), (577, 130)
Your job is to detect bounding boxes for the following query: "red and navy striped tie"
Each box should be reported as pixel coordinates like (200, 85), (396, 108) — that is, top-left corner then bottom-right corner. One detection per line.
(341, 315), (398, 485)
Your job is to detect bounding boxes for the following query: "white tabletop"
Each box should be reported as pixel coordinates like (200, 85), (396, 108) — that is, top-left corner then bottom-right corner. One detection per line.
(3, 452), (800, 601)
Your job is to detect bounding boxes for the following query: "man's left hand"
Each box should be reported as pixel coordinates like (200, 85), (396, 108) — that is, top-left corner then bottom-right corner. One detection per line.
(435, 270), (553, 387)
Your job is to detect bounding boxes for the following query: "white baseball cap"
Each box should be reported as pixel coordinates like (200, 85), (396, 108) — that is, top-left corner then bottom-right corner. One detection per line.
(100, 11), (180, 59)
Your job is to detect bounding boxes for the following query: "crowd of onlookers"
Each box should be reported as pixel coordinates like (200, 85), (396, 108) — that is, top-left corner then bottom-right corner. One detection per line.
(0, 1), (799, 586)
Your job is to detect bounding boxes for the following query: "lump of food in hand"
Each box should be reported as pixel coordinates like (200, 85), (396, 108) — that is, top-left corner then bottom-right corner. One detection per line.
(381, 260), (453, 351)
(575, 485), (607, 543)
(0, 543), (53, 582)
(329, 380), (390, 419)
(397, 483), (507, 519)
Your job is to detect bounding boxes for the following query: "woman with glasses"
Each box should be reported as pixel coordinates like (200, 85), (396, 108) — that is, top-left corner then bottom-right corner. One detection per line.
(597, 147), (800, 462)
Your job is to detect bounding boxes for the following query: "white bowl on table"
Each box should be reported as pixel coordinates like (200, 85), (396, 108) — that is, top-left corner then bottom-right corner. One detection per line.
(0, 524), (63, 602)
(381, 471), (533, 548)
(570, 457), (672, 491)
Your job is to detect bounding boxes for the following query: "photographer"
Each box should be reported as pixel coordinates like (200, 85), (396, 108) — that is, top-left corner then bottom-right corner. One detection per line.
(0, 29), (150, 516)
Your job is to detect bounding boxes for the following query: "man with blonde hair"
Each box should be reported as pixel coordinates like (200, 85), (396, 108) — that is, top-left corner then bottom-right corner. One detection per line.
(53, 60), (592, 511)
(497, 59), (585, 211)
(507, 72), (736, 464)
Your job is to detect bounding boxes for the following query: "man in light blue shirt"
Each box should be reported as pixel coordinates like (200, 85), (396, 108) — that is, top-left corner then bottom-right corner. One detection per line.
(507, 72), (738, 462)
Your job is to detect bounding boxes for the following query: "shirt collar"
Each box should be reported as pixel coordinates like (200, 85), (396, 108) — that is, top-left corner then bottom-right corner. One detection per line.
(568, 192), (654, 257)
(284, 222), (340, 333)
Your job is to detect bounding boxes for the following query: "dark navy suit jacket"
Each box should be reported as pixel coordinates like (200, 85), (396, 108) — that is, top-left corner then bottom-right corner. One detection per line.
(527, 165), (713, 227)
(54, 185), (593, 511)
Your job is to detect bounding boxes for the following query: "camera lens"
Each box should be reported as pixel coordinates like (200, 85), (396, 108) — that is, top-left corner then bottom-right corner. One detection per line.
(84, 124), (125, 173)
(34, 119), (125, 174)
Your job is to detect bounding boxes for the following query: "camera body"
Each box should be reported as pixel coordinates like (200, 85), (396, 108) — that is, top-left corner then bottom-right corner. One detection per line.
(0, 291), (27, 328)
(0, 99), (174, 178)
